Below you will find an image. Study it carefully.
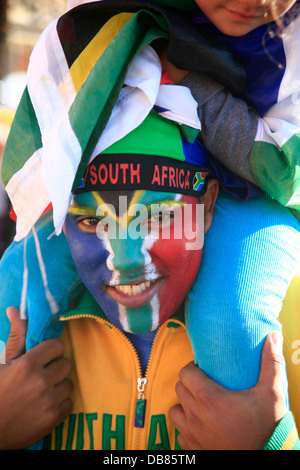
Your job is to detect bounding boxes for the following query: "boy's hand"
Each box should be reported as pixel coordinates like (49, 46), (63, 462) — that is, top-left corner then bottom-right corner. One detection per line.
(0, 307), (73, 450)
(169, 331), (287, 450)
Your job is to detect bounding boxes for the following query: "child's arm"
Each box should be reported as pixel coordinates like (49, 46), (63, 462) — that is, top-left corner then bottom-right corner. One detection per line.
(181, 72), (300, 214)
(182, 72), (259, 184)
(160, 49), (259, 186)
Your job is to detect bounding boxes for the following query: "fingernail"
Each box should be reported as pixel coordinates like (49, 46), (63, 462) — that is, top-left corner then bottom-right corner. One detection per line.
(271, 330), (283, 351)
(6, 307), (13, 321)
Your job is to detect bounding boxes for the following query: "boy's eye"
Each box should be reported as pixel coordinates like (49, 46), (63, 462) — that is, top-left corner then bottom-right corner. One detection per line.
(147, 210), (175, 230)
(149, 211), (174, 222)
(77, 217), (107, 233)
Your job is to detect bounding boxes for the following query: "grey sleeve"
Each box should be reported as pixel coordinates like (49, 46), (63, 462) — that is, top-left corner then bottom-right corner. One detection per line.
(181, 72), (259, 184)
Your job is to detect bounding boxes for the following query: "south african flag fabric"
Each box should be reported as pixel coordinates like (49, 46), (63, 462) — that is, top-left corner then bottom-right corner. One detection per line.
(2, 0), (246, 241)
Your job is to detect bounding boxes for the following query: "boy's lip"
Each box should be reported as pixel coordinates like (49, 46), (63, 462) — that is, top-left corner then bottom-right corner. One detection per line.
(106, 277), (162, 307)
(225, 8), (262, 22)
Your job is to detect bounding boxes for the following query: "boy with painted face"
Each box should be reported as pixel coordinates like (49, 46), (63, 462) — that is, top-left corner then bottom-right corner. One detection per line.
(45, 106), (297, 451)
(0, 1), (299, 450)
(64, 184), (217, 370)
(46, 110), (218, 449)
(66, 188), (209, 338)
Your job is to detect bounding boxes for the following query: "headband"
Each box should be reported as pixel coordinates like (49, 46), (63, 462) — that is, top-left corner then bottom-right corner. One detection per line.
(76, 108), (212, 197)
(76, 155), (210, 197)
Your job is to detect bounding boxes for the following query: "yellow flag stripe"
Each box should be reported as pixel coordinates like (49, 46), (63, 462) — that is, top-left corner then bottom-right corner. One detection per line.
(70, 12), (134, 93)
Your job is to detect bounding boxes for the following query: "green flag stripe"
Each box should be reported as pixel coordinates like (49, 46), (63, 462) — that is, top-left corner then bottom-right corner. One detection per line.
(2, 87), (42, 186)
(101, 109), (186, 160)
(250, 137), (300, 212)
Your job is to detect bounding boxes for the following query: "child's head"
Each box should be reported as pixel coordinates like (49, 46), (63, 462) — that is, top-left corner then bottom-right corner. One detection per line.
(194, 0), (298, 36)
(64, 111), (219, 334)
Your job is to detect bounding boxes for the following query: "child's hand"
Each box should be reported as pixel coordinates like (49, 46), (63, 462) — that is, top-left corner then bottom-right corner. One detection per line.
(159, 43), (191, 84)
(0, 307), (73, 450)
(169, 331), (287, 450)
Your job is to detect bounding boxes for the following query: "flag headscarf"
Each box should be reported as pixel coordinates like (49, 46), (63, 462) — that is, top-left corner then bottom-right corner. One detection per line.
(2, 0), (248, 241)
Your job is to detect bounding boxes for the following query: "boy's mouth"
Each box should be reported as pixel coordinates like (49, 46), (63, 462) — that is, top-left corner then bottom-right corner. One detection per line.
(113, 280), (156, 296)
(106, 278), (162, 307)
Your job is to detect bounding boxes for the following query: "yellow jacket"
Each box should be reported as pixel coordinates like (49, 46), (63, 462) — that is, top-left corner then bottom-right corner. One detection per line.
(45, 290), (194, 450)
(279, 270), (300, 432)
(45, 271), (300, 450)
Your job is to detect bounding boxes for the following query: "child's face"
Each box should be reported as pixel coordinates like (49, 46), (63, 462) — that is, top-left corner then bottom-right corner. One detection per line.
(195, 0), (297, 36)
(64, 185), (217, 334)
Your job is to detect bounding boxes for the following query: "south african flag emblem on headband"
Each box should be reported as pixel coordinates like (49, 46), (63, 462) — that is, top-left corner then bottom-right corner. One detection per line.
(193, 172), (208, 191)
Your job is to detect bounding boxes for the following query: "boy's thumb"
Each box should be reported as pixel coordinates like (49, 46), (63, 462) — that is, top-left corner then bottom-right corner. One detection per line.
(5, 306), (27, 362)
(257, 331), (286, 395)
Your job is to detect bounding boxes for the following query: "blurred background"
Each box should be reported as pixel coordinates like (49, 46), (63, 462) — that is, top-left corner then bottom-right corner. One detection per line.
(0, 0), (67, 256)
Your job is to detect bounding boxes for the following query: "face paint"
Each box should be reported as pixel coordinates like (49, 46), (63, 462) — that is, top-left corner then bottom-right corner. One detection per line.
(65, 190), (203, 334)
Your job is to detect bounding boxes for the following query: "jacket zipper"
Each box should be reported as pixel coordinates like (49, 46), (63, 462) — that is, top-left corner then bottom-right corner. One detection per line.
(133, 326), (162, 450)
(60, 313), (184, 450)
(135, 377), (147, 428)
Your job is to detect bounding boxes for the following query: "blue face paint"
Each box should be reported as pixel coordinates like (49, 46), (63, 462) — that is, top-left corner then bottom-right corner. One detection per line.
(64, 195), (123, 329)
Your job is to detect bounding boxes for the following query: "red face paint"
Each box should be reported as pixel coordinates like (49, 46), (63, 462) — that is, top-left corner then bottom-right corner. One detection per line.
(145, 195), (203, 324)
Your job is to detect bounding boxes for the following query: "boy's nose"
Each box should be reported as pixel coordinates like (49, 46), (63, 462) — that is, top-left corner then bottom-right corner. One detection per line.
(107, 236), (151, 272)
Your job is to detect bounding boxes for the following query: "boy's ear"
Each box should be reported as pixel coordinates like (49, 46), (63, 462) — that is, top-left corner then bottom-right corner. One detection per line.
(202, 179), (219, 234)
